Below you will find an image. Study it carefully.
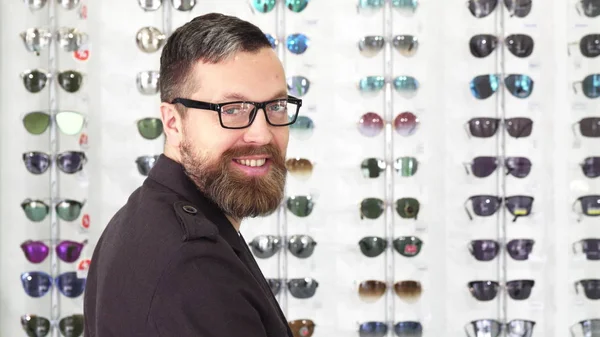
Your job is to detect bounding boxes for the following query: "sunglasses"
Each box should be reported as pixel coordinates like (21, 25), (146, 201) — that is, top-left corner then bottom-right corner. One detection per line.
(468, 239), (534, 261)
(464, 195), (534, 222)
(358, 321), (423, 337)
(136, 155), (159, 176)
(21, 239), (87, 264)
(575, 0), (600, 17)
(573, 74), (600, 98)
(573, 195), (600, 221)
(357, 0), (419, 14)
(358, 35), (419, 57)
(285, 158), (313, 180)
(21, 314), (84, 337)
(250, 0), (310, 13)
(575, 279), (600, 300)
(21, 198), (85, 222)
(573, 238), (600, 260)
(467, 0), (532, 18)
(470, 34), (534, 58)
(358, 280), (422, 303)
(360, 197), (420, 220)
(22, 111), (85, 136)
(287, 76), (310, 97)
(24, 0), (82, 10)
(288, 319), (315, 337)
(137, 117), (163, 140)
(464, 156), (532, 178)
(571, 319), (600, 337)
(359, 236), (423, 258)
(568, 34), (600, 58)
(361, 157), (419, 178)
(136, 70), (160, 95)
(468, 279), (534, 301)
(21, 271), (86, 298)
(20, 69), (84, 93)
(248, 235), (317, 259)
(358, 112), (420, 137)
(464, 319), (535, 337)
(138, 0), (197, 11)
(21, 27), (88, 56)
(465, 117), (533, 138)
(135, 26), (166, 53)
(290, 115), (314, 140)
(358, 76), (420, 98)
(23, 151), (87, 175)
(581, 157), (600, 178)
(286, 195), (315, 217)
(572, 117), (600, 138)
(266, 278), (319, 298)
(470, 74), (534, 99)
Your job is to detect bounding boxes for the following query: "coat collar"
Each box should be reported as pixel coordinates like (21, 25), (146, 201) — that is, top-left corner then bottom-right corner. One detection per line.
(147, 154), (243, 253)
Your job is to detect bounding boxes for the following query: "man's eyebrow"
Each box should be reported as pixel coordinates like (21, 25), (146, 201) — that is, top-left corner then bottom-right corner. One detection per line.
(217, 91), (289, 102)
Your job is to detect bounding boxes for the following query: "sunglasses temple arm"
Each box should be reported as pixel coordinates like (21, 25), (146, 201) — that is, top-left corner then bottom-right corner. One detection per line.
(572, 241), (580, 254)
(574, 282), (579, 294)
(464, 123), (472, 139)
(464, 201), (473, 221)
(463, 163), (471, 175)
(572, 81), (581, 94)
(572, 200), (583, 222)
(571, 122), (580, 139)
(567, 42), (578, 56)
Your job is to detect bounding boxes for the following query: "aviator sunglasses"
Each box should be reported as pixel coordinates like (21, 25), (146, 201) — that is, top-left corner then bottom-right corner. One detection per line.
(573, 195), (600, 221)
(470, 34), (534, 58)
(358, 111), (420, 137)
(21, 198), (85, 222)
(266, 278), (319, 299)
(22, 111), (85, 136)
(251, 0), (310, 13)
(358, 76), (420, 98)
(21, 27), (88, 56)
(21, 239), (87, 264)
(470, 74), (534, 99)
(359, 321), (423, 337)
(465, 319), (535, 337)
(464, 195), (534, 222)
(468, 279), (535, 301)
(248, 235), (317, 259)
(21, 69), (84, 93)
(361, 157), (419, 178)
(575, 279), (600, 300)
(573, 238), (600, 260)
(360, 197), (420, 220)
(467, 0), (532, 18)
(23, 151), (87, 175)
(285, 158), (314, 180)
(468, 239), (535, 261)
(21, 314), (84, 337)
(359, 236), (424, 258)
(358, 280), (422, 303)
(358, 35), (419, 57)
(464, 156), (532, 178)
(465, 117), (533, 138)
(21, 271), (86, 298)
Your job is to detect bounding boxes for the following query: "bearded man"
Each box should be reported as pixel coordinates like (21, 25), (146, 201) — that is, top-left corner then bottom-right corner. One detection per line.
(83, 13), (300, 337)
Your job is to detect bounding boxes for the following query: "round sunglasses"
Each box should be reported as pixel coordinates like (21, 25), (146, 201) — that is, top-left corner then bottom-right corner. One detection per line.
(21, 239), (87, 264)
(358, 111), (420, 137)
(21, 271), (86, 298)
(22, 111), (85, 136)
(358, 321), (423, 337)
(248, 235), (317, 259)
(21, 198), (85, 222)
(21, 314), (84, 337)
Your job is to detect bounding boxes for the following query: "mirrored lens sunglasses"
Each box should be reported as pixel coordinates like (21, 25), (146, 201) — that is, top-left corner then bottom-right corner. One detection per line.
(360, 197), (420, 220)
(467, 0), (532, 19)
(465, 319), (535, 337)
(468, 238), (534, 261)
(20, 69), (84, 93)
(21, 314), (84, 337)
(358, 35), (419, 57)
(23, 111), (85, 136)
(138, 0), (198, 11)
(21, 239), (87, 264)
(361, 157), (419, 178)
(250, 0), (310, 13)
(136, 70), (160, 95)
(464, 195), (534, 222)
(290, 115), (314, 140)
(21, 271), (86, 298)
(287, 76), (310, 97)
(465, 117), (533, 138)
(21, 198), (85, 222)
(358, 76), (420, 98)
(470, 74), (534, 99)
(358, 111), (420, 137)
(357, 0), (419, 14)
(22, 151), (87, 175)
(248, 234), (317, 259)
(573, 74), (600, 98)
(470, 34), (534, 58)
(24, 0), (82, 10)
(136, 155), (160, 176)
(464, 156), (532, 178)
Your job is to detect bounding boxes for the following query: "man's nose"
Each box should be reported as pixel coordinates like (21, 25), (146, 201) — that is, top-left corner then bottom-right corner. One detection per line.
(242, 108), (274, 145)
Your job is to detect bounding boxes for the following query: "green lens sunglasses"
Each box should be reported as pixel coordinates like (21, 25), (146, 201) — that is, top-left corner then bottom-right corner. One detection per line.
(22, 111), (85, 135)
(286, 195), (314, 217)
(393, 236), (423, 257)
(21, 198), (85, 222)
(137, 117), (163, 140)
(360, 197), (420, 220)
(361, 157), (419, 178)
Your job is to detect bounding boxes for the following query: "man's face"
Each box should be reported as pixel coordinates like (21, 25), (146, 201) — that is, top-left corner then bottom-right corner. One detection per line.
(177, 48), (289, 220)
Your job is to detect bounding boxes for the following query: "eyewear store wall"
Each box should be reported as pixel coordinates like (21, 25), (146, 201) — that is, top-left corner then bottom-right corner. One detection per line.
(0, 0), (598, 336)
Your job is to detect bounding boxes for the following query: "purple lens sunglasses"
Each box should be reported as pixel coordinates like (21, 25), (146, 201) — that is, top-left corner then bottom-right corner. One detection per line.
(20, 239), (87, 264)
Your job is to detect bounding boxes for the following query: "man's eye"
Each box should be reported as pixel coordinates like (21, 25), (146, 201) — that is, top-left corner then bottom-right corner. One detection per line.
(222, 107), (240, 115)
(269, 103), (287, 112)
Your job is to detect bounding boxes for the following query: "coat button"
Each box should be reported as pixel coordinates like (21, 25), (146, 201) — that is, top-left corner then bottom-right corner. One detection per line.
(182, 205), (197, 214)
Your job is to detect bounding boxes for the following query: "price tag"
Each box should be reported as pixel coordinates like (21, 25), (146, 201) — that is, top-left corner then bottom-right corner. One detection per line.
(530, 302), (544, 310)
(78, 2), (88, 20)
(304, 19), (318, 25)
(77, 258), (91, 278)
(307, 105), (317, 113)
(74, 48), (90, 62)
(79, 132), (89, 149)
(81, 214), (90, 230)
(572, 102), (587, 111)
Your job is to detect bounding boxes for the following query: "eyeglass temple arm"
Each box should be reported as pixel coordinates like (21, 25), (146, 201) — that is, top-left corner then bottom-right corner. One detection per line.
(567, 42), (578, 56)
(464, 123), (472, 139)
(572, 81), (582, 93)
(574, 281), (580, 294)
(575, 1), (582, 15)
(463, 162), (472, 175)
(572, 198), (583, 222)
(573, 240), (581, 254)
(572, 122), (580, 139)
(464, 199), (474, 221)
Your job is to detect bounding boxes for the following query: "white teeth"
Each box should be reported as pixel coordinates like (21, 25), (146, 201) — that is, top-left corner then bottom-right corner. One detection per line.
(235, 158), (267, 167)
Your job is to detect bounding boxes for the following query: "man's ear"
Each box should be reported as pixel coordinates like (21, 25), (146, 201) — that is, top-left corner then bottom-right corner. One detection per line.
(160, 102), (184, 148)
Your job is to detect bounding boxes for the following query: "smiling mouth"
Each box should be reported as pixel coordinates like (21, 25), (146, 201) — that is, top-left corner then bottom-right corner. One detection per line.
(233, 158), (268, 167)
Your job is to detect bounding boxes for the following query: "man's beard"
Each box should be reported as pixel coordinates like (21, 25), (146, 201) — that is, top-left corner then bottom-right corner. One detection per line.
(179, 138), (287, 220)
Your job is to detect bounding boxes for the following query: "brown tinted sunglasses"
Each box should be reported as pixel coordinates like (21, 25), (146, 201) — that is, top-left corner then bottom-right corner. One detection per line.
(289, 319), (315, 337)
(285, 158), (314, 180)
(358, 280), (422, 303)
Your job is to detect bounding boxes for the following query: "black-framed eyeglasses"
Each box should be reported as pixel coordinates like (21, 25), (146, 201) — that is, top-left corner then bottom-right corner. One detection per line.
(171, 95), (302, 129)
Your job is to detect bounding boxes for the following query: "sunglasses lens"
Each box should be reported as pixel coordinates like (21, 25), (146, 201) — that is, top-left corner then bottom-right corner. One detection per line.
(580, 195), (600, 216)
(506, 239), (534, 261)
(286, 195), (314, 217)
(266, 278), (282, 295)
(470, 74), (500, 99)
(21, 315), (51, 337)
(394, 321), (423, 337)
(581, 280), (600, 299)
(285, 158), (313, 179)
(469, 240), (499, 261)
(394, 280), (422, 302)
(358, 0), (385, 9)
(580, 117), (600, 138)
(265, 33), (278, 49)
(360, 198), (384, 219)
(505, 196), (533, 217)
(23, 112), (50, 135)
(395, 198), (419, 219)
(358, 112), (384, 137)
(468, 118), (499, 138)
(286, 33), (309, 54)
(583, 74), (600, 98)
(393, 236), (423, 257)
(466, 320), (502, 337)
(468, 0), (498, 18)
(286, 0), (309, 12)
(138, 0), (162, 11)
(359, 36), (385, 57)
(580, 34), (600, 58)
(21, 241), (50, 263)
(507, 320), (535, 337)
(505, 157), (532, 178)
(136, 155), (159, 176)
(505, 74), (534, 98)
(252, 0), (276, 12)
(288, 235), (316, 258)
(288, 278), (318, 299)
(290, 116), (314, 140)
(395, 157), (418, 176)
(394, 112), (419, 136)
(469, 281), (498, 301)
(392, 35), (418, 57)
(137, 118), (163, 140)
(470, 195), (501, 217)
(21, 271), (52, 298)
(359, 76), (385, 93)
(23, 70), (48, 93)
(393, 76), (419, 98)
(505, 34), (534, 58)
(582, 157), (600, 177)
(359, 236), (387, 257)
(22, 200), (49, 222)
(471, 156), (498, 178)
(359, 321), (388, 337)
(56, 272), (86, 298)
(56, 200), (83, 221)
(56, 240), (84, 263)
(287, 76), (310, 97)
(358, 280), (386, 303)
(58, 70), (83, 93)
(23, 152), (50, 174)
(582, 239), (600, 260)
(505, 117), (533, 138)
(57, 151), (85, 174)
(469, 34), (498, 58)
(391, 0), (418, 12)
(289, 320), (315, 337)
(56, 111), (85, 135)
(361, 158), (386, 178)
(249, 235), (281, 259)
(505, 0), (532, 17)
(506, 280), (534, 300)
(59, 314), (84, 337)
